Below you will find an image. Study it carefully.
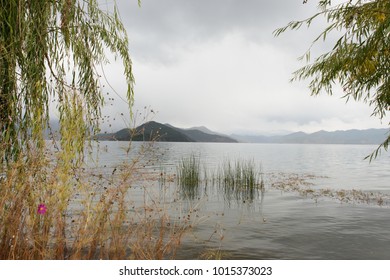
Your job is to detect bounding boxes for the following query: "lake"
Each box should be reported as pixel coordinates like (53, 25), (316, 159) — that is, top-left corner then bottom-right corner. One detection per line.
(93, 141), (390, 259)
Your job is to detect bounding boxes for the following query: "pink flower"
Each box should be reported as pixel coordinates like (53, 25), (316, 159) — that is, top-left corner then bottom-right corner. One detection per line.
(37, 204), (47, 215)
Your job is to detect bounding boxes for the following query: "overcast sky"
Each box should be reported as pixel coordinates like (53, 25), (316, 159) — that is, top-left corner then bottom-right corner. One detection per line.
(99, 0), (389, 135)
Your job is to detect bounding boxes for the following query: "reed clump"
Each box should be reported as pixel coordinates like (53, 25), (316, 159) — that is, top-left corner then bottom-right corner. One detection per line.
(217, 159), (264, 202)
(0, 143), (191, 260)
(176, 154), (201, 199)
(176, 156), (264, 203)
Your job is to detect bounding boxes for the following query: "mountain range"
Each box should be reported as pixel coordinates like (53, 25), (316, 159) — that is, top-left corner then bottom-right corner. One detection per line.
(232, 129), (389, 144)
(94, 121), (238, 143)
(94, 121), (388, 145)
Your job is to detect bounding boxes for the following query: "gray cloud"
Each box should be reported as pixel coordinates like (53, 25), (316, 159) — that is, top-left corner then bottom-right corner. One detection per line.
(118, 0), (319, 63)
(99, 0), (389, 134)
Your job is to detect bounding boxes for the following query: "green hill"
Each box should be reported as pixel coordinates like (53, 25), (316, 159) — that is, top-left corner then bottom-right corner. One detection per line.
(94, 121), (237, 143)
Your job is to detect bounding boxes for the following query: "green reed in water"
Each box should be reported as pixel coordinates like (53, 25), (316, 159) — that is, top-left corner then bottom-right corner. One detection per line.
(217, 159), (264, 202)
(176, 155), (264, 202)
(176, 154), (201, 198)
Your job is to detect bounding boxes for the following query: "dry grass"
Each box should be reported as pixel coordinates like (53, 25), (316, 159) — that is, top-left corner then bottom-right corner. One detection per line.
(199, 249), (231, 260)
(0, 143), (192, 260)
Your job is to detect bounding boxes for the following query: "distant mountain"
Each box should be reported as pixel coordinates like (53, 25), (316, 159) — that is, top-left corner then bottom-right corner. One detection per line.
(187, 126), (223, 135)
(94, 121), (238, 143)
(95, 121), (191, 142)
(179, 128), (237, 143)
(231, 128), (388, 145)
(174, 125), (237, 143)
(230, 134), (271, 143)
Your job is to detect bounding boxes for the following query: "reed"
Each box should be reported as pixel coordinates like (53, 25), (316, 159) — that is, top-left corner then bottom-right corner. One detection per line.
(176, 155), (264, 203)
(0, 143), (191, 260)
(176, 154), (201, 199)
(217, 159), (264, 202)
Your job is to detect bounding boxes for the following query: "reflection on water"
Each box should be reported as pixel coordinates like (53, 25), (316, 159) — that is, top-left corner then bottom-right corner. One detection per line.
(92, 141), (390, 259)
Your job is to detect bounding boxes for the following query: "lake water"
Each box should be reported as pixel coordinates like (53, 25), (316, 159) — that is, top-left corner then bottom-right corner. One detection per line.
(94, 141), (390, 259)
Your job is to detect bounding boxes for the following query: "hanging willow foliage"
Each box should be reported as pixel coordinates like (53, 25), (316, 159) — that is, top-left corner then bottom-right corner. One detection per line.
(0, 0), (137, 164)
(275, 0), (390, 160)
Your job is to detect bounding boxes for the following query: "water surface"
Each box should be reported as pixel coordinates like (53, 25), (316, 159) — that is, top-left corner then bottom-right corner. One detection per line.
(94, 141), (390, 259)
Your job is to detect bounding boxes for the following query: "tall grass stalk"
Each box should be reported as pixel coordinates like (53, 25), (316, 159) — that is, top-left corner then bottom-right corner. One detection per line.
(176, 154), (201, 199)
(176, 156), (264, 203)
(217, 159), (264, 202)
(0, 143), (190, 260)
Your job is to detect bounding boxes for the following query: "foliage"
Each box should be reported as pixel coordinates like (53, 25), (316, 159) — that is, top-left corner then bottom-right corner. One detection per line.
(0, 0), (136, 164)
(0, 0), (192, 261)
(274, 0), (390, 160)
